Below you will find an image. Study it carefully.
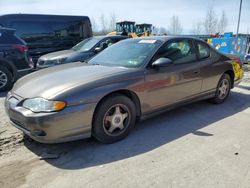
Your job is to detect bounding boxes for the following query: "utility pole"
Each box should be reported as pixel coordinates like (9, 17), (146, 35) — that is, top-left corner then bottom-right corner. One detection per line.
(236, 0), (243, 38)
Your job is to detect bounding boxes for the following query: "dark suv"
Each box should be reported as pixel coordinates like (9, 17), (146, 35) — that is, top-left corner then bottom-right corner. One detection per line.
(0, 27), (33, 91)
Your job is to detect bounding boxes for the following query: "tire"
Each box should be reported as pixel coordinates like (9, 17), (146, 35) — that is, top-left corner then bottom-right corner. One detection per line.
(0, 65), (13, 92)
(210, 74), (231, 104)
(92, 94), (136, 144)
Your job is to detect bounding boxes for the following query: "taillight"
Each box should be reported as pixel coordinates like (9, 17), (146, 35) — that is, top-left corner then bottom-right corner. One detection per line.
(12, 44), (28, 52)
(234, 57), (242, 68)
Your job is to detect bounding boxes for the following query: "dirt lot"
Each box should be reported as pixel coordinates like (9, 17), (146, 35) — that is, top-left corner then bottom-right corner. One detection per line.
(0, 67), (250, 188)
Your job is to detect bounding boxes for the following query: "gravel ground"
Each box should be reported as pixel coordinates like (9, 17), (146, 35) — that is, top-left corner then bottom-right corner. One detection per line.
(0, 92), (24, 156)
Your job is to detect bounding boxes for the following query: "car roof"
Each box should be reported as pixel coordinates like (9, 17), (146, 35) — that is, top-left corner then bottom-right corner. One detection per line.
(0, 14), (90, 20)
(92, 35), (129, 40)
(0, 26), (15, 34)
(134, 36), (206, 42)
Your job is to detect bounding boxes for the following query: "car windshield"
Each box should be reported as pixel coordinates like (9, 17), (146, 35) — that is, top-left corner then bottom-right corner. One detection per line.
(72, 37), (102, 52)
(89, 39), (162, 68)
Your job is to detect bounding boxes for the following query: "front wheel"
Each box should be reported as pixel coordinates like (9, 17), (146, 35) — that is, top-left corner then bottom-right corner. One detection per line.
(210, 74), (231, 104)
(92, 94), (136, 144)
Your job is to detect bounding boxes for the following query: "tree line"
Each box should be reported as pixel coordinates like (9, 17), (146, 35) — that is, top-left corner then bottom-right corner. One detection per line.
(91, 7), (228, 36)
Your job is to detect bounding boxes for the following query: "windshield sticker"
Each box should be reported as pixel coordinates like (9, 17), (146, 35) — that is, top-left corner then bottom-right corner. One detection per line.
(139, 40), (156, 44)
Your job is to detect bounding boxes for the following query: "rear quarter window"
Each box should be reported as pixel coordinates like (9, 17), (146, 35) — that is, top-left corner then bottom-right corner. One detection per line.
(197, 42), (210, 59)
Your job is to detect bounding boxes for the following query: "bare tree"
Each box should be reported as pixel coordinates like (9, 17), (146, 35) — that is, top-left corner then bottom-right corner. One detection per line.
(90, 17), (98, 33)
(203, 6), (218, 34)
(152, 27), (168, 35)
(218, 10), (228, 34)
(100, 14), (108, 34)
(192, 21), (203, 35)
(159, 27), (168, 35)
(152, 27), (159, 35)
(108, 13), (117, 32)
(168, 15), (183, 35)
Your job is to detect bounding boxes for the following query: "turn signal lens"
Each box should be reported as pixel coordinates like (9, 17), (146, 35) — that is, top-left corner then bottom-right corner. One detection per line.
(53, 101), (66, 111)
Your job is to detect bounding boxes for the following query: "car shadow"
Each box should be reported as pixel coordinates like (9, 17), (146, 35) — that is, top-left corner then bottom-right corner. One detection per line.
(24, 89), (250, 170)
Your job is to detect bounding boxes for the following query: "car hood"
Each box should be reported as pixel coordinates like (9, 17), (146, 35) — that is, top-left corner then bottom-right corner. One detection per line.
(12, 62), (131, 99)
(39, 49), (76, 60)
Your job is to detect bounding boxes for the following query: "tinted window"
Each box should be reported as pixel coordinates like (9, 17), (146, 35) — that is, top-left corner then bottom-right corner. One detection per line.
(155, 39), (196, 64)
(197, 42), (210, 59)
(0, 33), (23, 44)
(72, 37), (101, 51)
(96, 38), (121, 48)
(9, 20), (85, 43)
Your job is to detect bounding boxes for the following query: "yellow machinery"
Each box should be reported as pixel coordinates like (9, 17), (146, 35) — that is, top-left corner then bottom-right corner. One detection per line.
(107, 21), (152, 37)
(135, 23), (152, 37)
(107, 21), (137, 37)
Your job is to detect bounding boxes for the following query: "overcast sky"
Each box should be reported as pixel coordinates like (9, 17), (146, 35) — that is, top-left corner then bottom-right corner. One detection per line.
(0, 0), (249, 34)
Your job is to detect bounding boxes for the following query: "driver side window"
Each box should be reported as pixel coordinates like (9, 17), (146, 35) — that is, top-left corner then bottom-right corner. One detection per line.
(96, 39), (116, 50)
(155, 39), (197, 64)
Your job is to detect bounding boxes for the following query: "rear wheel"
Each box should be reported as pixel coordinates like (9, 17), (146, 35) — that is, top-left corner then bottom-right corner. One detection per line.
(92, 94), (136, 144)
(0, 65), (13, 92)
(210, 74), (231, 104)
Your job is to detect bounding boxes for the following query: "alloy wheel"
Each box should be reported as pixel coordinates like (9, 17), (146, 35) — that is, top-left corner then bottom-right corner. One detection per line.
(218, 78), (230, 99)
(103, 104), (130, 136)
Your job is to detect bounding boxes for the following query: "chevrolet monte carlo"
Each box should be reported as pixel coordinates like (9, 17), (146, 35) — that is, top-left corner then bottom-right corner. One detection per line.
(4, 37), (243, 144)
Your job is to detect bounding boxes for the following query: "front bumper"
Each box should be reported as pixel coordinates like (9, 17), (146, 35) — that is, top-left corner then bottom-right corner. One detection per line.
(5, 93), (96, 143)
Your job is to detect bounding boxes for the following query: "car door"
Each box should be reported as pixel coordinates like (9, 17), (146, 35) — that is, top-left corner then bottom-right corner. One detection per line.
(195, 41), (222, 93)
(144, 38), (202, 111)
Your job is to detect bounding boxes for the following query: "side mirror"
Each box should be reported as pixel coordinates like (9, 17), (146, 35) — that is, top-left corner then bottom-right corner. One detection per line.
(152, 57), (173, 68)
(94, 47), (102, 53)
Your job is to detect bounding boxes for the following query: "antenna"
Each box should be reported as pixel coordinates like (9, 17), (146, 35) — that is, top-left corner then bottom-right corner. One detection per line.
(236, 0), (243, 38)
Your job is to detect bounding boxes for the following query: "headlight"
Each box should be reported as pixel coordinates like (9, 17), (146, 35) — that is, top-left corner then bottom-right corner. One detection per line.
(38, 58), (66, 67)
(50, 58), (66, 65)
(22, 98), (66, 113)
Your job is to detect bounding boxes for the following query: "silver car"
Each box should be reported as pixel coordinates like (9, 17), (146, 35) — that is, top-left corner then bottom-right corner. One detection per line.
(37, 35), (128, 69)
